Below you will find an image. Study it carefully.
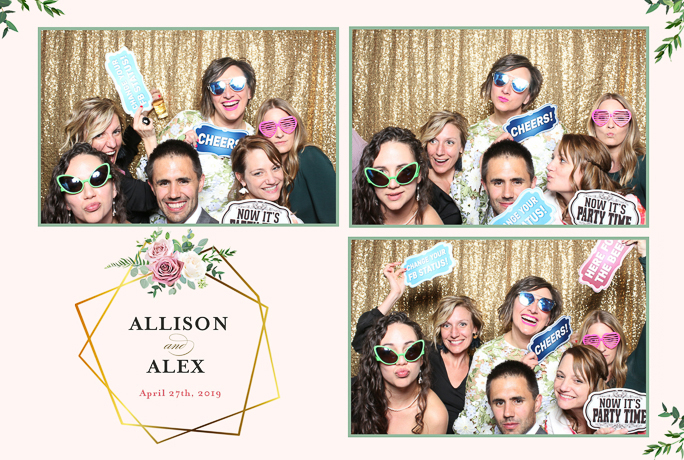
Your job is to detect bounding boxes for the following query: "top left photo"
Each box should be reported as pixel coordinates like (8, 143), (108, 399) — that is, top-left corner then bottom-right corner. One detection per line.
(39, 28), (338, 225)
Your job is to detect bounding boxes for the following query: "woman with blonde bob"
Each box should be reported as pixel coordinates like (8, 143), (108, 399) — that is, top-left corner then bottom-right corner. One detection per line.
(587, 93), (646, 207)
(544, 345), (626, 434)
(577, 310), (628, 388)
(417, 111), (468, 225)
(352, 262), (483, 433)
(545, 134), (645, 224)
(255, 98), (335, 223)
(61, 97), (158, 223)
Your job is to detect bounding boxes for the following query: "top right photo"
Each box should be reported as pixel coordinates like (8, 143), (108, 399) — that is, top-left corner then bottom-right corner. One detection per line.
(351, 28), (647, 227)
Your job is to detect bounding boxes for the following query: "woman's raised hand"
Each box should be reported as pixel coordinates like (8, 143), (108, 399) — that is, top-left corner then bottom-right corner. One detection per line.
(378, 262), (407, 315)
(133, 105), (158, 156)
(521, 351), (539, 370)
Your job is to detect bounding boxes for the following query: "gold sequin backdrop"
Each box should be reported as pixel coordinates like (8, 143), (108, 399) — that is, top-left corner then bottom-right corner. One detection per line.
(352, 29), (646, 144)
(350, 239), (646, 376)
(40, 29), (337, 203)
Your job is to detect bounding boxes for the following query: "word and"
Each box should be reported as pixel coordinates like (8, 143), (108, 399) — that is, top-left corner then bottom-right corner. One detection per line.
(165, 334), (195, 356)
(403, 242), (456, 288)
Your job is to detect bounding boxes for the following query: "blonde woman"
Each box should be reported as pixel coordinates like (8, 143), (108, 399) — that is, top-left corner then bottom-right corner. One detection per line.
(587, 93), (646, 207)
(578, 310), (628, 388)
(255, 98), (335, 223)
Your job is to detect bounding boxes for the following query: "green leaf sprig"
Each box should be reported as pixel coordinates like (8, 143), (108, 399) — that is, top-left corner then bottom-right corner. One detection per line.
(646, 0), (684, 62)
(644, 403), (684, 457)
(1, 0), (64, 39)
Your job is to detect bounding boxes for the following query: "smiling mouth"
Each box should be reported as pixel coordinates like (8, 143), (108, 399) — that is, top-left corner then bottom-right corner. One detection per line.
(521, 314), (538, 326)
(166, 201), (187, 212)
(222, 100), (239, 111)
(263, 184), (280, 194)
(557, 392), (576, 402)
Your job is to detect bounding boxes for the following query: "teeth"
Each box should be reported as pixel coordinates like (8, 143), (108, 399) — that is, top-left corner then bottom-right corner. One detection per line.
(167, 202), (185, 209)
(223, 100), (238, 107)
(521, 315), (537, 324)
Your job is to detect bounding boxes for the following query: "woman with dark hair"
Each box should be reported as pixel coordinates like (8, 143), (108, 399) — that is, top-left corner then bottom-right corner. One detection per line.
(255, 98), (335, 223)
(455, 54), (565, 224)
(352, 262), (483, 433)
(544, 345), (626, 434)
(42, 144), (127, 223)
(417, 111), (468, 225)
(454, 276), (568, 434)
(351, 312), (448, 434)
(61, 97), (158, 223)
(137, 57), (257, 223)
(226, 136), (301, 223)
(587, 93), (646, 207)
(545, 134), (645, 224)
(352, 127), (443, 225)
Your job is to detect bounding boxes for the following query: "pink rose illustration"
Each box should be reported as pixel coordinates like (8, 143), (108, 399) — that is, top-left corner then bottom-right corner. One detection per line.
(152, 254), (184, 287)
(145, 238), (174, 262)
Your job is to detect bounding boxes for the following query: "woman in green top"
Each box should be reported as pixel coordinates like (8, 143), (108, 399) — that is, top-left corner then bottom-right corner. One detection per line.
(586, 93), (646, 208)
(255, 98), (336, 223)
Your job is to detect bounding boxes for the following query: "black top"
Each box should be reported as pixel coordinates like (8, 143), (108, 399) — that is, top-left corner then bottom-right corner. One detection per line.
(352, 308), (469, 433)
(115, 127), (159, 223)
(608, 154), (646, 209)
(427, 179), (463, 225)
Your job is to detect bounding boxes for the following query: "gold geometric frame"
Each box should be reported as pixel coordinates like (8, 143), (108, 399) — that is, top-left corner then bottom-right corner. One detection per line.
(75, 246), (279, 443)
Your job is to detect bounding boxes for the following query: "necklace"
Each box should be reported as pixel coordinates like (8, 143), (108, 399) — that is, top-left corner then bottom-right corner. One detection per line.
(403, 208), (418, 225)
(387, 392), (420, 412)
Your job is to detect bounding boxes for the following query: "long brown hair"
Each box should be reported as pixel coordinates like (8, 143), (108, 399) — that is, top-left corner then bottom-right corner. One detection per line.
(551, 134), (625, 222)
(586, 93), (645, 187)
(578, 310), (628, 388)
(229, 136), (291, 207)
(255, 98), (310, 181)
(351, 312), (431, 434)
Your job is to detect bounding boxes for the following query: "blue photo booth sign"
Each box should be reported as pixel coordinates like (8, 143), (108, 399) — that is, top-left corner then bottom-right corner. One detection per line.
(194, 123), (249, 157)
(490, 187), (558, 225)
(402, 242), (456, 288)
(527, 315), (572, 363)
(104, 47), (152, 116)
(503, 103), (559, 143)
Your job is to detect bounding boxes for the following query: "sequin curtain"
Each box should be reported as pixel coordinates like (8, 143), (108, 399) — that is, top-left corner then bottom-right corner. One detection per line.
(40, 29), (337, 203)
(350, 239), (646, 376)
(352, 29), (646, 144)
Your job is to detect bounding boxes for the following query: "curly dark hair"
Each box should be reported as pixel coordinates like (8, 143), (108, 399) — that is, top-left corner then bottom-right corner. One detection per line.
(351, 312), (432, 434)
(497, 276), (563, 334)
(352, 127), (431, 225)
(42, 144), (127, 224)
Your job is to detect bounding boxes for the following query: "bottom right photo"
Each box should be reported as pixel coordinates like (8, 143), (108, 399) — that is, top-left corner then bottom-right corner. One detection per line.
(349, 238), (647, 436)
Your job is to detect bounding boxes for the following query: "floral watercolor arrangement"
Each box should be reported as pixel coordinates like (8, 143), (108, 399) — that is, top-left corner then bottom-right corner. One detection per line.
(105, 228), (235, 297)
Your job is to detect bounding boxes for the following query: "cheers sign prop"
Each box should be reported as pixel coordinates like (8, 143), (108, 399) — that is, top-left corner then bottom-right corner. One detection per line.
(527, 315), (572, 363)
(402, 242), (456, 288)
(194, 123), (249, 157)
(503, 103), (559, 143)
(490, 187), (558, 225)
(221, 199), (293, 224)
(578, 240), (633, 293)
(105, 47), (153, 116)
(583, 389), (647, 433)
(569, 190), (640, 226)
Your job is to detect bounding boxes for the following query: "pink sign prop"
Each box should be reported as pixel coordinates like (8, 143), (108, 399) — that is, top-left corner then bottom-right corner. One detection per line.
(578, 240), (634, 293)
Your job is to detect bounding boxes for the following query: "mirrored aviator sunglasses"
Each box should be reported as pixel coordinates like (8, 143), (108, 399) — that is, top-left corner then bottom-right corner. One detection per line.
(364, 162), (420, 188)
(208, 76), (247, 96)
(492, 71), (529, 93)
(258, 116), (298, 137)
(591, 109), (632, 127)
(374, 340), (425, 365)
(518, 292), (555, 313)
(582, 332), (621, 349)
(56, 163), (112, 194)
